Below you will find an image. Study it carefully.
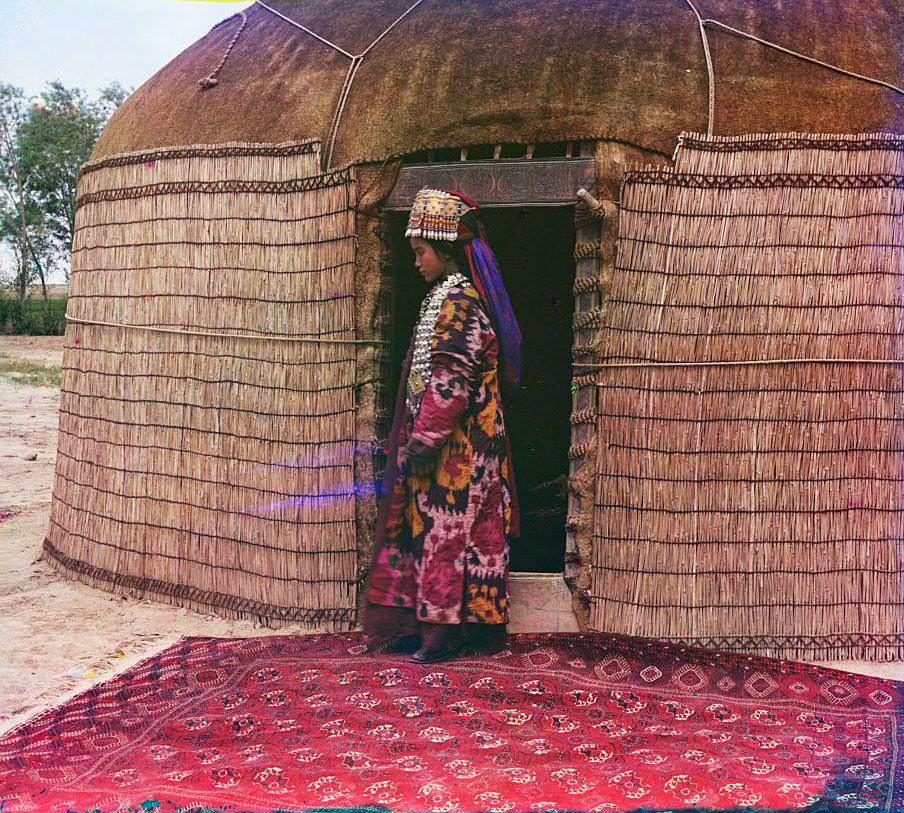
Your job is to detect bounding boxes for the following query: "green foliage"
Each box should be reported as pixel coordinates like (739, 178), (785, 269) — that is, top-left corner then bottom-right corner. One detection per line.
(17, 80), (129, 270)
(0, 293), (66, 334)
(0, 80), (130, 333)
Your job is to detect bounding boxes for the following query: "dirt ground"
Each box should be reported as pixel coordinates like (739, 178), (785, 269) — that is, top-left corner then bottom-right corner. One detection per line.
(1, 335), (901, 734)
(0, 336), (318, 734)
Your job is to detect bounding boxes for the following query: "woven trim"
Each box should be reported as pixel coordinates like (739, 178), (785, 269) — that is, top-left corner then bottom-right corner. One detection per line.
(679, 131), (904, 153)
(43, 537), (355, 624)
(571, 343), (597, 358)
(625, 169), (904, 190)
(569, 407), (596, 426)
(573, 309), (603, 329)
(572, 277), (601, 295)
(573, 242), (601, 261)
(78, 140), (320, 179)
(568, 442), (591, 460)
(76, 168), (354, 209)
(565, 514), (590, 531)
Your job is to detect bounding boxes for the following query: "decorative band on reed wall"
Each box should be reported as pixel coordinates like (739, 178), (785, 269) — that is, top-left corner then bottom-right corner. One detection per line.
(78, 140), (320, 179)
(678, 131), (904, 153)
(76, 169), (354, 210)
(47, 140), (361, 629)
(591, 132), (904, 661)
(653, 633), (904, 659)
(624, 169), (904, 190)
(43, 537), (355, 624)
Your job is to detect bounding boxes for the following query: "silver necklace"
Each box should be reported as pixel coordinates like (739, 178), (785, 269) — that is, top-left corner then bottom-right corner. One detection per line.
(406, 272), (468, 412)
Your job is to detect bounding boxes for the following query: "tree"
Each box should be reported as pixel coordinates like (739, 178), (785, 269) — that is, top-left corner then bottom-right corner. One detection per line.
(0, 83), (41, 321)
(18, 80), (130, 282)
(0, 80), (129, 332)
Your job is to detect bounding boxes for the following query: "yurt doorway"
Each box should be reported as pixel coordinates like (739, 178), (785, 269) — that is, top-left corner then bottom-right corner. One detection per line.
(384, 207), (576, 573)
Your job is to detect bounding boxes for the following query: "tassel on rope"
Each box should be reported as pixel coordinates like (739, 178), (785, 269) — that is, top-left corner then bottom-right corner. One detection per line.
(198, 11), (248, 90)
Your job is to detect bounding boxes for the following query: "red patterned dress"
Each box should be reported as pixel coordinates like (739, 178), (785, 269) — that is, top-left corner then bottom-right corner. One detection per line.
(367, 281), (517, 625)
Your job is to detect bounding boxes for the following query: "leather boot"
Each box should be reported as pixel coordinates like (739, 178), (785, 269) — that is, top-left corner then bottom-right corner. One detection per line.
(410, 622), (464, 663)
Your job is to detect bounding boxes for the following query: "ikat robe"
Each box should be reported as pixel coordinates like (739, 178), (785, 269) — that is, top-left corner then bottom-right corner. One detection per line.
(367, 282), (516, 625)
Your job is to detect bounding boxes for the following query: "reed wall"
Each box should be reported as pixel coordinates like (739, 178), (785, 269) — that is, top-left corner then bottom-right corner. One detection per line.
(44, 140), (360, 628)
(591, 132), (904, 661)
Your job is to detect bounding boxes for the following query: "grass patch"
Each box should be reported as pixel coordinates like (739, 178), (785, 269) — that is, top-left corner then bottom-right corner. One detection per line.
(0, 296), (67, 335)
(0, 353), (62, 387)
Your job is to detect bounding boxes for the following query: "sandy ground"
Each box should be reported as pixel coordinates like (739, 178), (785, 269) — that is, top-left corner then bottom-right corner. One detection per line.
(0, 335), (901, 734)
(0, 336), (317, 734)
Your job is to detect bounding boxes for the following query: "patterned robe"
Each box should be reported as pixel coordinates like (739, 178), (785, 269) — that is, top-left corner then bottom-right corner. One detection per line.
(367, 282), (516, 625)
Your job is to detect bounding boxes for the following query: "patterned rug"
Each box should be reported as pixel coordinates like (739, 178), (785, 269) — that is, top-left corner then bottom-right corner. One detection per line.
(1, 633), (901, 812)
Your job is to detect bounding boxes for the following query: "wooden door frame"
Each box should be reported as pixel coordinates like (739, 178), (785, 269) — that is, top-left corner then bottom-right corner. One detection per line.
(382, 156), (600, 594)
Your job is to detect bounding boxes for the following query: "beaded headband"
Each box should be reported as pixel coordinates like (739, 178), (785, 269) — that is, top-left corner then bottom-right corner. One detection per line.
(405, 188), (477, 241)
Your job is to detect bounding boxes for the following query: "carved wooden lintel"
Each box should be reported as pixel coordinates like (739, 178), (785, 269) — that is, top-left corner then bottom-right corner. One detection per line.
(385, 159), (595, 209)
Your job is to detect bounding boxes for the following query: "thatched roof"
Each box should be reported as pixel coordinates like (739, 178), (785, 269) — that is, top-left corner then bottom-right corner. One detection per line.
(93, 0), (904, 165)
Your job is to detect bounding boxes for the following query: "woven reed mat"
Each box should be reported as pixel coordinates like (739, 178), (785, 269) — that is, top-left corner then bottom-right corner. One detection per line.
(1, 632), (901, 812)
(43, 140), (360, 629)
(591, 132), (904, 661)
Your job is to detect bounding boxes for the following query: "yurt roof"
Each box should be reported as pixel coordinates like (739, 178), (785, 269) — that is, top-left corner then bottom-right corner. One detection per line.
(92, 0), (904, 166)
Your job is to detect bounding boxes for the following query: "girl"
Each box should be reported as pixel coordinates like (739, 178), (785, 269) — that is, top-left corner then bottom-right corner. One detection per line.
(363, 188), (521, 663)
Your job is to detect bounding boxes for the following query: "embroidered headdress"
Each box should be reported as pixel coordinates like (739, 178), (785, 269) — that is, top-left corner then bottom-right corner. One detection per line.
(405, 187), (522, 391)
(405, 188), (477, 241)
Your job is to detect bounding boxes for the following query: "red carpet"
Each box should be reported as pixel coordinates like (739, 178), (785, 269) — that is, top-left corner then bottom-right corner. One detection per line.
(1, 632), (900, 812)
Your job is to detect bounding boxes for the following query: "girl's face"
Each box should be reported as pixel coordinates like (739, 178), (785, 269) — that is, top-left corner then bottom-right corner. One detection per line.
(410, 238), (451, 284)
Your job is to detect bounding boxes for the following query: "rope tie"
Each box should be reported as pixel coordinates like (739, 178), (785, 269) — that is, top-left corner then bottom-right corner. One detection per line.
(257, 0), (427, 171)
(682, 0), (715, 137)
(65, 315), (389, 346)
(703, 18), (904, 97)
(681, 0), (904, 138)
(253, 3), (354, 57)
(199, 11), (249, 89)
(578, 357), (904, 378)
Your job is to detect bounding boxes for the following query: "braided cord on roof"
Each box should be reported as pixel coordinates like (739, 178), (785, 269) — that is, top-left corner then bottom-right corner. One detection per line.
(256, 0), (427, 170)
(198, 11), (249, 89)
(680, 0), (904, 140)
(703, 18), (904, 97)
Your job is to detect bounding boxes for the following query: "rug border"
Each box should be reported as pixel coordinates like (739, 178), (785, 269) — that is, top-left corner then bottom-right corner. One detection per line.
(172, 630), (904, 689)
(0, 636), (186, 739)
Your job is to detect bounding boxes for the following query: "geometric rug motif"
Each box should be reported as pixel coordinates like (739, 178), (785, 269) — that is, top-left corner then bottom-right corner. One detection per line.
(0, 633), (900, 812)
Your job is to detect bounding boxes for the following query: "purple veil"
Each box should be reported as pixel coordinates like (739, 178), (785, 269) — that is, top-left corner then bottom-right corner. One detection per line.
(465, 233), (522, 391)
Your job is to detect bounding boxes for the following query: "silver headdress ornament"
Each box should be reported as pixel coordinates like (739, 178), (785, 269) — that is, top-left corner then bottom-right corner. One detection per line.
(405, 188), (476, 242)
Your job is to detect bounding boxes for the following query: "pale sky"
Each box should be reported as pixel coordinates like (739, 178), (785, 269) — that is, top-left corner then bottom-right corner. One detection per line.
(2, 0), (254, 101)
(2, 0), (253, 282)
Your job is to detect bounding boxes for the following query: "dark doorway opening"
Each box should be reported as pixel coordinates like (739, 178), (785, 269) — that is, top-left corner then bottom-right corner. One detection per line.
(385, 207), (576, 572)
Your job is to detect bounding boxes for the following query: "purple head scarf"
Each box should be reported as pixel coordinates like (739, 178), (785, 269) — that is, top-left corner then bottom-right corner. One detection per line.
(465, 234), (522, 391)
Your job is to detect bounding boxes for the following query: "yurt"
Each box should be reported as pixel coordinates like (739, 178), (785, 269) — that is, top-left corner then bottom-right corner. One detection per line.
(45, 0), (904, 660)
